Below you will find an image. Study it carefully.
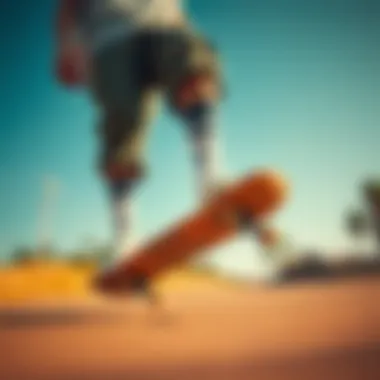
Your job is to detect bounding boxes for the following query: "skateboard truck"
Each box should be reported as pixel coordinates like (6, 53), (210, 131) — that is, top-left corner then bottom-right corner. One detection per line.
(235, 209), (277, 248)
(129, 274), (160, 306)
(235, 209), (255, 231)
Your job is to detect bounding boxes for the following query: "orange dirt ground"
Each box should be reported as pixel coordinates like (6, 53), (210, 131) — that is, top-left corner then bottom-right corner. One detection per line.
(0, 273), (379, 380)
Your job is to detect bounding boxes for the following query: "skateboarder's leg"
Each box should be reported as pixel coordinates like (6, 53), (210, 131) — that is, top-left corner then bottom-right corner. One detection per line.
(181, 95), (220, 203)
(91, 39), (158, 258)
(160, 29), (223, 202)
(177, 45), (222, 202)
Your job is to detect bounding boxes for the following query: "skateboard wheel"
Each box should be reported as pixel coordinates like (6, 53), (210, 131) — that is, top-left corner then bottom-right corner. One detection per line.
(258, 227), (280, 247)
(236, 210), (254, 229)
(129, 275), (161, 305)
(129, 274), (150, 293)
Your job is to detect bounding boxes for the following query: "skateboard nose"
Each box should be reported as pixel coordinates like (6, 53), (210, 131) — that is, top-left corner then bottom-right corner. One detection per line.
(248, 170), (289, 215)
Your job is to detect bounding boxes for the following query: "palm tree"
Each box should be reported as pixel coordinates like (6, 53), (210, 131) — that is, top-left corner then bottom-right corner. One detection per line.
(345, 178), (380, 256)
(363, 179), (380, 253)
(345, 209), (369, 238)
(11, 246), (35, 265)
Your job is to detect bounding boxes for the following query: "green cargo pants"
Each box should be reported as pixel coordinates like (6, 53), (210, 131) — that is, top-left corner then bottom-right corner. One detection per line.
(90, 26), (220, 179)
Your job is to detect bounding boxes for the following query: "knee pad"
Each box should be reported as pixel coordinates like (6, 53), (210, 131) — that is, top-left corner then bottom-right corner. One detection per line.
(174, 72), (220, 110)
(101, 161), (145, 182)
(180, 101), (215, 138)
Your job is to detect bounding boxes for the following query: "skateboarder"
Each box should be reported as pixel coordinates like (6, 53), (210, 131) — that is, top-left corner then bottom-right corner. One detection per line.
(55, 0), (223, 259)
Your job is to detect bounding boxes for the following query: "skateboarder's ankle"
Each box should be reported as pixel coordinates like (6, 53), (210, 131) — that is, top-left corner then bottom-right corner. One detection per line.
(181, 101), (215, 138)
(109, 178), (136, 198)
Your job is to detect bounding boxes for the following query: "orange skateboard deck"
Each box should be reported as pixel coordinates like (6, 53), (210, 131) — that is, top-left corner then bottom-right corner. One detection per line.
(94, 169), (289, 296)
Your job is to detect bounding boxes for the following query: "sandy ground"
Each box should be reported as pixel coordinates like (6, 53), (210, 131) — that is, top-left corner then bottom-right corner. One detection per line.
(0, 275), (379, 380)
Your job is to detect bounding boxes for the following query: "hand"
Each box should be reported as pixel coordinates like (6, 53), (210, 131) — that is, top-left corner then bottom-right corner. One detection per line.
(56, 44), (88, 87)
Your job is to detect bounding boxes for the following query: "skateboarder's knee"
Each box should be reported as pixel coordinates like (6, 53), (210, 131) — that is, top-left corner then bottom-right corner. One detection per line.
(99, 111), (149, 182)
(173, 72), (221, 111)
(100, 160), (145, 182)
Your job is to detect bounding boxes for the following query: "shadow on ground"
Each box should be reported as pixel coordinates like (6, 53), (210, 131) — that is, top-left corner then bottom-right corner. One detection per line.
(0, 308), (126, 329)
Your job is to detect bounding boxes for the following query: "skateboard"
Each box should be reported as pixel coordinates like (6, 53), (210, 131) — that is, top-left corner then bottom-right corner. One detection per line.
(93, 169), (289, 301)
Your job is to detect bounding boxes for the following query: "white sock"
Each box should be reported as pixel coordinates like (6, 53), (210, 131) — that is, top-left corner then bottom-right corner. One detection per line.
(192, 128), (219, 201)
(109, 181), (136, 259)
(182, 101), (226, 203)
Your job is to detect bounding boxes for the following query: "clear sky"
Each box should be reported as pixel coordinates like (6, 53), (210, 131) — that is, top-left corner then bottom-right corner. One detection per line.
(0, 0), (379, 276)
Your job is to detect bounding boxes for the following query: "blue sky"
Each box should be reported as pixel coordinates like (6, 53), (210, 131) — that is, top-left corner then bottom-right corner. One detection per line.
(0, 1), (379, 275)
